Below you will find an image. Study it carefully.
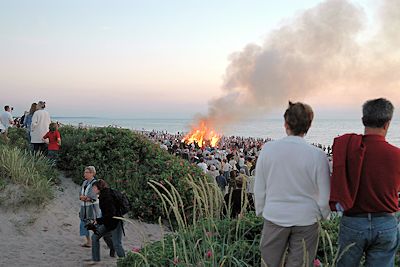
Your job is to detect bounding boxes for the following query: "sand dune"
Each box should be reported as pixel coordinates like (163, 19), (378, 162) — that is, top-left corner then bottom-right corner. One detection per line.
(0, 175), (165, 267)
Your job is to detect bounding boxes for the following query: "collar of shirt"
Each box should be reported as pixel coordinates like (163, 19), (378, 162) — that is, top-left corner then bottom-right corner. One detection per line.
(363, 134), (386, 142)
(282, 135), (307, 144)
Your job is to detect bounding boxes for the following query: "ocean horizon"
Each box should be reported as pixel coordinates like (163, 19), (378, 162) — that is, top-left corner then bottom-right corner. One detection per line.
(53, 116), (400, 147)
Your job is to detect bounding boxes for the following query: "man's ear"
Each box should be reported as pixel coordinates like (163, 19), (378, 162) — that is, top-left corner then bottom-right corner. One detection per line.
(383, 120), (391, 131)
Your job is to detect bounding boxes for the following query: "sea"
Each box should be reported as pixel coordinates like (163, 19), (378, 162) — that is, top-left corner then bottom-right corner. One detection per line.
(54, 117), (400, 147)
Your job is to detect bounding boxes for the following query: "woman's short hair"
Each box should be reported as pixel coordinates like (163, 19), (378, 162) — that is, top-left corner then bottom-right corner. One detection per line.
(92, 179), (109, 191)
(85, 166), (96, 175)
(284, 101), (314, 136)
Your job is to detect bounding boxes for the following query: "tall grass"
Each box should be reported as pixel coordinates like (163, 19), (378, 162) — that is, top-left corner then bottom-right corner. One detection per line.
(118, 175), (262, 266)
(118, 174), (350, 267)
(0, 145), (58, 207)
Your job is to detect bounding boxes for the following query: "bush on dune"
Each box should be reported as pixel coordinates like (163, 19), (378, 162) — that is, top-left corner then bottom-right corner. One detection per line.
(58, 126), (206, 222)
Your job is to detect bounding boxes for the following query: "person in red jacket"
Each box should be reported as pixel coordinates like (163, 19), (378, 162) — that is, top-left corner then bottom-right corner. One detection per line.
(42, 122), (61, 162)
(333, 98), (400, 267)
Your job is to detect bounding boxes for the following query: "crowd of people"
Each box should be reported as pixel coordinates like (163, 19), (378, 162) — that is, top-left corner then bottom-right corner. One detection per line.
(142, 127), (332, 201)
(0, 102), (61, 160)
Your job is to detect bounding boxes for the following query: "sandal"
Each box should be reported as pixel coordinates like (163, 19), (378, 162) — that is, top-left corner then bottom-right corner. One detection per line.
(81, 243), (91, 248)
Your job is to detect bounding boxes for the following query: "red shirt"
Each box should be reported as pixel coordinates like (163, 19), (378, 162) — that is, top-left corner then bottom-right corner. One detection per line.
(346, 135), (400, 215)
(43, 130), (61, 151)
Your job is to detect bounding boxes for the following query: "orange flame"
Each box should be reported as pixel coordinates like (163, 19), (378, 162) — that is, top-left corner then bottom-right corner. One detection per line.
(182, 121), (221, 148)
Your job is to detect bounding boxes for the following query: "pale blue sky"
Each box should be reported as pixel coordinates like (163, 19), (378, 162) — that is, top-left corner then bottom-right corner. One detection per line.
(0, 0), (380, 119)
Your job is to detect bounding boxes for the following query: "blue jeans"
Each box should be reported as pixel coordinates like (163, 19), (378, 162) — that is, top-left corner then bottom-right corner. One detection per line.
(80, 219), (90, 237)
(337, 215), (400, 267)
(92, 221), (125, 261)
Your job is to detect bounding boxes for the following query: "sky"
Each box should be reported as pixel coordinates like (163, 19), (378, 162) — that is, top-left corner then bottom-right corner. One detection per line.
(0, 0), (397, 119)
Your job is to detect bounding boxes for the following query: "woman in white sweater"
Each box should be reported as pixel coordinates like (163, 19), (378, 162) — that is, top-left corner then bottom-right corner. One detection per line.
(30, 101), (51, 153)
(254, 101), (330, 267)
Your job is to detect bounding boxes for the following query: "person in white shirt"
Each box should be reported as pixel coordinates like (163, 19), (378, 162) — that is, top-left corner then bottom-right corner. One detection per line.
(30, 101), (51, 153)
(222, 159), (232, 179)
(207, 165), (219, 179)
(0, 105), (14, 138)
(197, 157), (208, 174)
(254, 101), (330, 267)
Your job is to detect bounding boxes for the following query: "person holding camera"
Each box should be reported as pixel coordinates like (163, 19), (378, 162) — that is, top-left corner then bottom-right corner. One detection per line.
(86, 179), (125, 264)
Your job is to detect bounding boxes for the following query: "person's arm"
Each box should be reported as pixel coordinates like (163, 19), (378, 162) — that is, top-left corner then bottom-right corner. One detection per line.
(79, 182), (86, 201)
(254, 149), (267, 217)
(86, 185), (97, 202)
(8, 113), (14, 125)
(57, 131), (61, 146)
(316, 153), (331, 219)
(42, 132), (49, 142)
(30, 113), (38, 131)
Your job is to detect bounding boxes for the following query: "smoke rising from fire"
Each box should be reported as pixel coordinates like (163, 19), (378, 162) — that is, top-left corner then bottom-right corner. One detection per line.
(198, 0), (400, 131)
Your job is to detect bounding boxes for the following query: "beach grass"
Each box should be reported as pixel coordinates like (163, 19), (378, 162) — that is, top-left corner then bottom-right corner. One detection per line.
(0, 144), (58, 207)
(118, 174), (347, 267)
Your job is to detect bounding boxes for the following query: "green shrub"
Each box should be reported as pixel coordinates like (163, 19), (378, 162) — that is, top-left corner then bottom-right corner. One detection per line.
(0, 127), (30, 150)
(58, 126), (206, 222)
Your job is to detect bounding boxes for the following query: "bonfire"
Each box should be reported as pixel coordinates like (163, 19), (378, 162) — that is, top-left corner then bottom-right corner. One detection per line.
(182, 121), (221, 148)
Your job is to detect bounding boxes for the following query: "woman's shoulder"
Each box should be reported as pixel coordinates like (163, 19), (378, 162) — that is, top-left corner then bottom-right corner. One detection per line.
(100, 188), (113, 198)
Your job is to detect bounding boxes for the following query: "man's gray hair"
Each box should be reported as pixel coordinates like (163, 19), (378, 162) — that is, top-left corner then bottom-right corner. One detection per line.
(85, 166), (96, 175)
(362, 98), (394, 128)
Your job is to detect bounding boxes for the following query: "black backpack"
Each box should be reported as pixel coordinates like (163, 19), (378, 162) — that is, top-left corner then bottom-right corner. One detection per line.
(111, 189), (131, 216)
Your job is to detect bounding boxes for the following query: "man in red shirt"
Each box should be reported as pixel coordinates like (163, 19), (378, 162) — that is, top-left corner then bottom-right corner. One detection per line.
(333, 98), (400, 267)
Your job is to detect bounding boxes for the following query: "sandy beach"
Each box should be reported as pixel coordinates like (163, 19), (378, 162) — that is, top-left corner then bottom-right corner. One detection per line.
(0, 175), (165, 267)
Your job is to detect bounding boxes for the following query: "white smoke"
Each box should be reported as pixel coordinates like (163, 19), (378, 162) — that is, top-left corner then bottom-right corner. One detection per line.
(198, 0), (400, 131)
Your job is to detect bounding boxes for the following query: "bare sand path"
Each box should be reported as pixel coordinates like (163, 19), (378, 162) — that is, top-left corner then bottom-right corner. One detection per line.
(0, 175), (165, 267)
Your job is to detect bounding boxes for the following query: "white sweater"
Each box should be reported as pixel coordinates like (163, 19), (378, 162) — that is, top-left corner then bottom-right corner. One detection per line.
(30, 110), (51, 143)
(254, 136), (330, 227)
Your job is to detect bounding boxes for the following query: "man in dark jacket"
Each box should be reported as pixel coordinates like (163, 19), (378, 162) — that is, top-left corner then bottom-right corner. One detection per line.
(332, 98), (400, 267)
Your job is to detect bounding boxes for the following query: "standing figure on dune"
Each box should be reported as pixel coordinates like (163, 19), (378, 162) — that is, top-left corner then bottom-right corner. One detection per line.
(254, 101), (330, 267)
(331, 98), (400, 267)
(30, 101), (51, 153)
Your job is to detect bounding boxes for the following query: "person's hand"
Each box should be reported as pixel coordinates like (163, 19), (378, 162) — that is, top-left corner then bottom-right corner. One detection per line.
(79, 195), (86, 201)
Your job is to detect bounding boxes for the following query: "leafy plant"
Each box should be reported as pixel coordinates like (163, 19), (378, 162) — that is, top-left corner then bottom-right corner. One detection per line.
(58, 126), (207, 222)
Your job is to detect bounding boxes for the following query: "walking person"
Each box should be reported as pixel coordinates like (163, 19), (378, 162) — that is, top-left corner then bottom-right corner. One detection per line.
(331, 98), (400, 267)
(254, 101), (330, 267)
(30, 101), (51, 153)
(79, 166), (99, 248)
(86, 179), (125, 264)
(79, 166), (114, 259)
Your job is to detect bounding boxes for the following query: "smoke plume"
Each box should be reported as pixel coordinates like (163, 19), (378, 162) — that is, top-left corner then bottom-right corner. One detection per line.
(198, 0), (400, 131)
